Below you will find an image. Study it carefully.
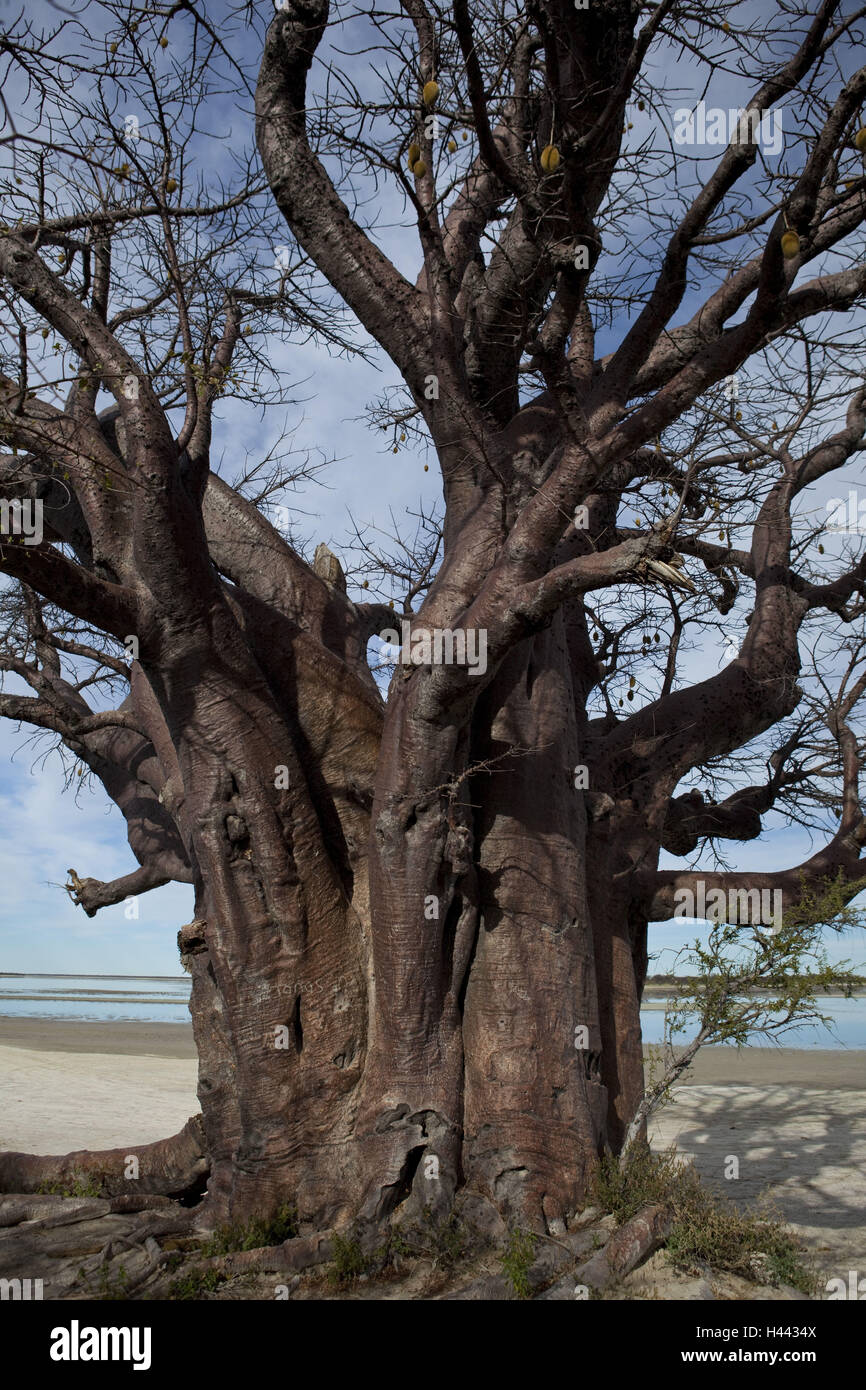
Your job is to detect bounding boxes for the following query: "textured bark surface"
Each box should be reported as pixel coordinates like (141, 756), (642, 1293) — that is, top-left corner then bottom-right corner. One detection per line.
(2, 0), (866, 1248)
(0, 1118), (209, 1199)
(575, 1202), (674, 1290)
(462, 627), (606, 1227)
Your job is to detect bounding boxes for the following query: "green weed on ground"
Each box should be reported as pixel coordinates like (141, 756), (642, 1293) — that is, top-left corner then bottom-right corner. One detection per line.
(328, 1230), (370, 1287)
(167, 1265), (228, 1299)
(201, 1202), (299, 1256)
(500, 1228), (537, 1300)
(36, 1171), (105, 1199)
(327, 1208), (470, 1288)
(592, 1148), (817, 1295)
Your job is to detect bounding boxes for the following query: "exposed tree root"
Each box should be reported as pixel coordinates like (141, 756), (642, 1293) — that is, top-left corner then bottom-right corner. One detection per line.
(0, 1192), (200, 1300)
(0, 1115), (209, 1200)
(201, 1230), (336, 1278)
(0, 1183), (681, 1300)
(575, 1203), (674, 1291)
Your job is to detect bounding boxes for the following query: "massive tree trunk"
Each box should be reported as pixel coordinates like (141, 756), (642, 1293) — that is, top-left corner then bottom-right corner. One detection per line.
(461, 625), (606, 1228)
(140, 617), (372, 1226)
(0, 339), (845, 1243)
(180, 626), (628, 1235)
(3, 0), (866, 1255)
(352, 620), (612, 1232)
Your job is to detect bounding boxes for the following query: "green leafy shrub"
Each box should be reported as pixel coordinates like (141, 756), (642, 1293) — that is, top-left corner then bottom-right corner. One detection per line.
(501, 1228), (536, 1300)
(202, 1202), (299, 1256)
(593, 1148), (815, 1294)
(665, 1189), (816, 1294)
(328, 1230), (369, 1286)
(36, 1170), (104, 1198)
(593, 1147), (696, 1225)
(167, 1266), (228, 1299)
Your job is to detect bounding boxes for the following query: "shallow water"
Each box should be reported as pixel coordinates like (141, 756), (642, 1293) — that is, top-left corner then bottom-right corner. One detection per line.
(0, 974), (191, 1023)
(2, 974), (865, 1046)
(639, 995), (866, 1049)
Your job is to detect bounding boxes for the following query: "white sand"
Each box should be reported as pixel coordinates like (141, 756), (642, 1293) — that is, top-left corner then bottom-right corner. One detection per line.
(651, 1083), (866, 1272)
(0, 1043), (198, 1153)
(0, 1020), (863, 1277)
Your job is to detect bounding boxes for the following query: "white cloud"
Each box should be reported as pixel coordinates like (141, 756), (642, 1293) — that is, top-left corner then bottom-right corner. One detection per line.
(0, 720), (193, 974)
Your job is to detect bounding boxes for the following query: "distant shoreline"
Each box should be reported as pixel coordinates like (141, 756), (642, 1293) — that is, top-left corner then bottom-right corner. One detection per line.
(0, 1016), (864, 1084)
(0, 972), (188, 982)
(643, 983), (866, 998)
(0, 1016), (197, 1059)
(3, 972), (861, 995)
(4, 971), (862, 995)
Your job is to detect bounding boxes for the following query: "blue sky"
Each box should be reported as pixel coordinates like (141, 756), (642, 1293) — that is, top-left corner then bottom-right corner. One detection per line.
(1, 0), (864, 978)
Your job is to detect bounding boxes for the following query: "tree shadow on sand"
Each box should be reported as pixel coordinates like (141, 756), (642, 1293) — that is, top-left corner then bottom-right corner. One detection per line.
(649, 1083), (866, 1273)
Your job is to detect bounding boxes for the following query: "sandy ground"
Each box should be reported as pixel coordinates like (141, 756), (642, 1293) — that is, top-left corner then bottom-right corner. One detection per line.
(0, 1018), (863, 1278)
(0, 1017), (197, 1059)
(650, 1079), (866, 1276)
(0, 1019), (198, 1153)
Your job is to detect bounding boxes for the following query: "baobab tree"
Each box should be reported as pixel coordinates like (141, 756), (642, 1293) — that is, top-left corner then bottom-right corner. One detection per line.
(2, 0), (866, 1243)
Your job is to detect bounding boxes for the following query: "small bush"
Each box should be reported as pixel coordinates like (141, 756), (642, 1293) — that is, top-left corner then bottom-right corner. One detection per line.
(328, 1208), (470, 1287)
(202, 1202), (299, 1256)
(328, 1230), (369, 1286)
(665, 1190), (816, 1294)
(380, 1226), (412, 1263)
(36, 1170), (104, 1199)
(406, 1206), (469, 1268)
(168, 1266), (228, 1300)
(91, 1262), (131, 1301)
(593, 1148), (815, 1295)
(501, 1228), (536, 1300)
(592, 1146), (696, 1226)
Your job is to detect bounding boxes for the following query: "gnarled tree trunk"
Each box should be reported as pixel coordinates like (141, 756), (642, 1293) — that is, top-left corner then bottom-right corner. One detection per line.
(3, 0), (866, 1254)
